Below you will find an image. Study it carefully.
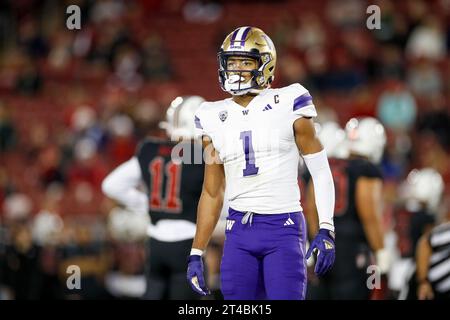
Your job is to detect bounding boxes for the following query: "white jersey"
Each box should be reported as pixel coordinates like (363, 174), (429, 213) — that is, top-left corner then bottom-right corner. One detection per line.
(195, 83), (317, 214)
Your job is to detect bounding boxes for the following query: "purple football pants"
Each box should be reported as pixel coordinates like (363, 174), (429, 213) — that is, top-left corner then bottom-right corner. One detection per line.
(220, 208), (307, 300)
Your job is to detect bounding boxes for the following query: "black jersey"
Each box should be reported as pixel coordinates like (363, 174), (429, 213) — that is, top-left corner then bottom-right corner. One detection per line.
(394, 207), (435, 258)
(331, 157), (383, 244)
(136, 138), (204, 224)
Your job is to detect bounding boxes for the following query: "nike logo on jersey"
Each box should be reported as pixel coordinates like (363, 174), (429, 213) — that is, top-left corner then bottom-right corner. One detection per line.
(283, 218), (294, 226)
(226, 220), (235, 230)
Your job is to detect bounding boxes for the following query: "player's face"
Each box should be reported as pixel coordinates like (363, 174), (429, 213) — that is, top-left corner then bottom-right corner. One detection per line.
(226, 56), (258, 84)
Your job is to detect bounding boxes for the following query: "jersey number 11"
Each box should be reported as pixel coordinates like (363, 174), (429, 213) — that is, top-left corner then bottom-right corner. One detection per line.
(148, 157), (182, 213)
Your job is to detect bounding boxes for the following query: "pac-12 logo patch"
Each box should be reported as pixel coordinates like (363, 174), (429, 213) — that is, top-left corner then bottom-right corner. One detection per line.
(219, 110), (228, 122)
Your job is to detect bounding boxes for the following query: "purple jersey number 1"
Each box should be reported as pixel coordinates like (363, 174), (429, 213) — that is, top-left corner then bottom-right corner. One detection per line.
(240, 131), (259, 177)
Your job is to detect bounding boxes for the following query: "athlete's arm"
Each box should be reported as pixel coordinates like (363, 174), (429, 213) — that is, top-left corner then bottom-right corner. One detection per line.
(355, 177), (392, 274)
(294, 117), (335, 231)
(416, 231), (434, 300)
(355, 177), (384, 252)
(294, 117), (335, 275)
(305, 181), (319, 239)
(191, 137), (225, 252)
(101, 157), (148, 213)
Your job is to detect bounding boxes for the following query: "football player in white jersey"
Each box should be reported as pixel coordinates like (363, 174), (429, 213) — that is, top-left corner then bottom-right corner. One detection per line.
(186, 27), (336, 300)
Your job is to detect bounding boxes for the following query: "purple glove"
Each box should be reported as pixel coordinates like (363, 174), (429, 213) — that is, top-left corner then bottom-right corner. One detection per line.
(306, 229), (335, 276)
(187, 255), (210, 296)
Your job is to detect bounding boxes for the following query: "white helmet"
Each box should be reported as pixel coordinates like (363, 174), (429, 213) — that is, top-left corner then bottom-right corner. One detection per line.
(403, 168), (444, 212)
(160, 96), (205, 141)
(32, 211), (64, 246)
(316, 121), (348, 159)
(345, 117), (386, 164)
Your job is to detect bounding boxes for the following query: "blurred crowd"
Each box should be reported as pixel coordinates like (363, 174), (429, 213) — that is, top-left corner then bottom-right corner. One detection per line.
(0, 0), (449, 299)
